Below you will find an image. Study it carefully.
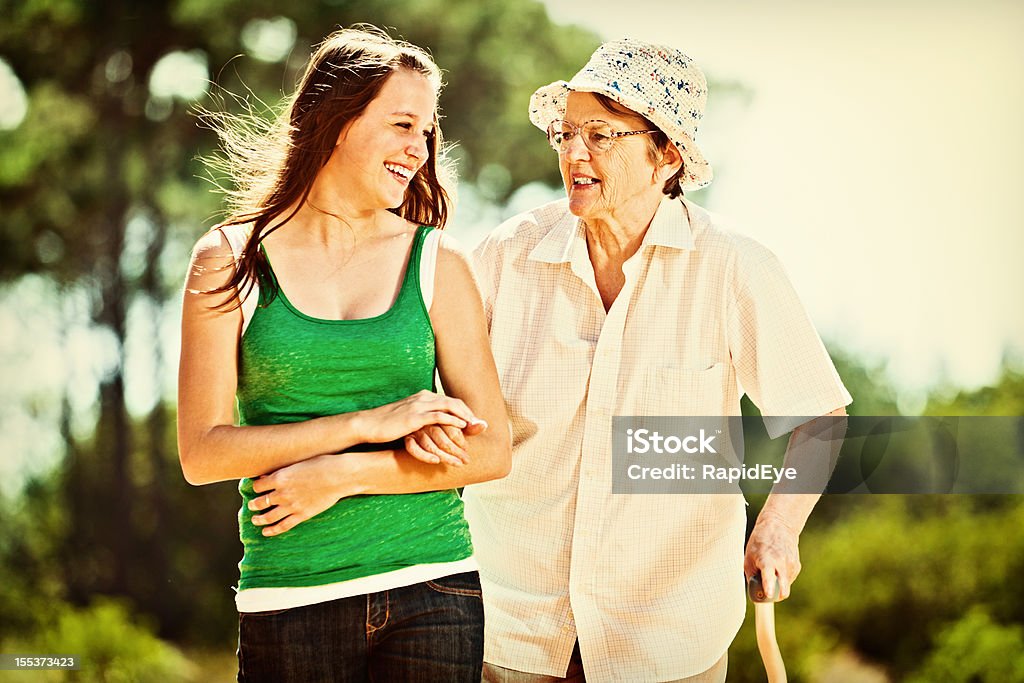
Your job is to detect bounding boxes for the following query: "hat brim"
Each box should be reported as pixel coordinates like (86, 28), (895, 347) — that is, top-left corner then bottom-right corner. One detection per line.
(529, 80), (713, 192)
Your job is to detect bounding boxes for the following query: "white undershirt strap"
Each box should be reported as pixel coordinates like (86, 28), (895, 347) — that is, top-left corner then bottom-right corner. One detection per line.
(217, 224), (258, 336)
(419, 228), (442, 312)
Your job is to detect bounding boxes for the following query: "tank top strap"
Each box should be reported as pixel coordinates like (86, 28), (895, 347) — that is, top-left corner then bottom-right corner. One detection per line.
(255, 242), (280, 306)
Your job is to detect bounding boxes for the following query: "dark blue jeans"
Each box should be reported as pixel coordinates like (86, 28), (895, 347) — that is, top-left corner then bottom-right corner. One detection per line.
(237, 571), (484, 682)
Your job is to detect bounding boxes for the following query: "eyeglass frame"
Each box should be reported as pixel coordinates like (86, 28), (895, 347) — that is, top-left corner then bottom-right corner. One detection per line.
(546, 118), (660, 154)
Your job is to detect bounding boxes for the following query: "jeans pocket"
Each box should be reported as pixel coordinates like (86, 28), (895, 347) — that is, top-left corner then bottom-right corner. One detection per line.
(425, 571), (483, 598)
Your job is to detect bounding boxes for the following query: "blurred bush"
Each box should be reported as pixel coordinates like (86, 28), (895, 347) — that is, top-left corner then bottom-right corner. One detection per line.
(907, 607), (1024, 683)
(728, 497), (1024, 682)
(1, 599), (192, 682)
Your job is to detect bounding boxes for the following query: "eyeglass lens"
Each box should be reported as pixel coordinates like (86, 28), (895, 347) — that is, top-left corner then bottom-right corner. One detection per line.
(548, 121), (615, 152)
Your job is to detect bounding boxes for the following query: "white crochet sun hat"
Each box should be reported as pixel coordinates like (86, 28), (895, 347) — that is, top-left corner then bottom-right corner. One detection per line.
(529, 37), (713, 191)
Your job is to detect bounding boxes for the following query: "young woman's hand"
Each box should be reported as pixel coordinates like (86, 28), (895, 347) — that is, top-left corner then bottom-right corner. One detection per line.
(404, 420), (488, 466)
(359, 390), (481, 444)
(248, 454), (349, 537)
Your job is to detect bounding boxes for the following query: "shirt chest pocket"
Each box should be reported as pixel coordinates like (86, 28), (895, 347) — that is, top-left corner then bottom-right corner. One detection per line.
(641, 362), (727, 415)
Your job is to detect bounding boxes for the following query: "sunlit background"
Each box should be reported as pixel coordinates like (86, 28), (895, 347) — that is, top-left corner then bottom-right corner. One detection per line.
(4, 2), (1022, 490)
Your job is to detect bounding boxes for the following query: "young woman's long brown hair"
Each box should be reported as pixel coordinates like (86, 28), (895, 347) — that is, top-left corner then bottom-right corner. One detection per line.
(201, 26), (452, 307)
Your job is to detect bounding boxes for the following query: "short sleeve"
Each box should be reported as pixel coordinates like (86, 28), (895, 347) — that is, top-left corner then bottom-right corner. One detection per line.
(728, 251), (852, 438)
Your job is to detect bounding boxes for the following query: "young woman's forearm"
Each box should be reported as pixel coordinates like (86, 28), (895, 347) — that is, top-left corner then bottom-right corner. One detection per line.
(178, 410), (368, 485)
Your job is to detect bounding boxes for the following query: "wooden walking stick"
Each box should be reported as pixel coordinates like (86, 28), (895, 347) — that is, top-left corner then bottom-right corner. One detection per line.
(748, 572), (787, 683)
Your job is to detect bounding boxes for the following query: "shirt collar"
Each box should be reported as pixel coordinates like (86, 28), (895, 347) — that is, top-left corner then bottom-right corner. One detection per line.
(645, 197), (697, 251)
(528, 197), (698, 265)
(527, 203), (582, 264)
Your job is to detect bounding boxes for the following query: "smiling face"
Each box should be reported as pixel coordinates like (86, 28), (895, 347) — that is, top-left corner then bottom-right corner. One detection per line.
(559, 91), (673, 227)
(327, 68), (438, 212)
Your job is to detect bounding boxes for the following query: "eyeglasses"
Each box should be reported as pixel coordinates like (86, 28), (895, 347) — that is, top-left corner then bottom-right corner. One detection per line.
(546, 119), (659, 154)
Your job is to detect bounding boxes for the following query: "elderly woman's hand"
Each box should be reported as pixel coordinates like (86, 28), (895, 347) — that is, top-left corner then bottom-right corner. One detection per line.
(743, 509), (803, 601)
(404, 421), (488, 466)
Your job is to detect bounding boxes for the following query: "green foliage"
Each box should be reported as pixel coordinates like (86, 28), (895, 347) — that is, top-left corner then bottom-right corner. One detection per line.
(0, 81), (98, 280)
(0, 476), (68, 642)
(779, 497), (1024, 679)
(826, 345), (900, 416)
(907, 607), (1024, 683)
(927, 360), (1024, 416)
(0, 83), (95, 189)
(1, 599), (193, 682)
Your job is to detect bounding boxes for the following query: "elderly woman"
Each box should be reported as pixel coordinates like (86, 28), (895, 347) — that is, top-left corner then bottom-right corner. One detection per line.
(462, 38), (850, 682)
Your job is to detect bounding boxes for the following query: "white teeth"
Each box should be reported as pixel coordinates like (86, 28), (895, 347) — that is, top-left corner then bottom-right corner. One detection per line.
(385, 163), (413, 179)
(574, 177), (598, 185)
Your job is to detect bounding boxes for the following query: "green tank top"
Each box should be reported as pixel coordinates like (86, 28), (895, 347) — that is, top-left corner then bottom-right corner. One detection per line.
(235, 225), (473, 590)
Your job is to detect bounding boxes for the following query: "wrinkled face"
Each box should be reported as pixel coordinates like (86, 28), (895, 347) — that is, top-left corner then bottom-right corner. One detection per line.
(559, 91), (665, 224)
(329, 69), (437, 210)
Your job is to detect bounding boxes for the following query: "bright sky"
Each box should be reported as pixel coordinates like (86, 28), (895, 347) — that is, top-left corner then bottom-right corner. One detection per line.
(536, 0), (1024, 393)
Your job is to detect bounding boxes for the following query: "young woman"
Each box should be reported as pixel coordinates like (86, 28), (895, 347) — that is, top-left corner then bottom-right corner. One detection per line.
(177, 27), (510, 682)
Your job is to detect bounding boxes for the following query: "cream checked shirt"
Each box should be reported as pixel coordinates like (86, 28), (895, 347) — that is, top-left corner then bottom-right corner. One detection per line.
(462, 196), (851, 682)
